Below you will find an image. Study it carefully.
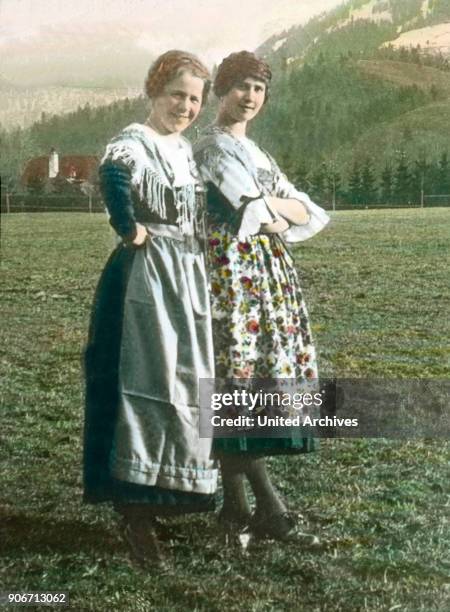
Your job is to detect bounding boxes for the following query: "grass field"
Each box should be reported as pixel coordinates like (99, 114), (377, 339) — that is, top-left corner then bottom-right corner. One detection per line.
(1, 210), (449, 611)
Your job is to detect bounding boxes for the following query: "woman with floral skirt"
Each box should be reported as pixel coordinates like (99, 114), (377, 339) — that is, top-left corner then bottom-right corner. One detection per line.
(194, 51), (329, 540)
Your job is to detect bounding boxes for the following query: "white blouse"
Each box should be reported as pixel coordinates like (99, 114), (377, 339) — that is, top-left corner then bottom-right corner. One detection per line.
(142, 125), (196, 187)
(194, 128), (330, 243)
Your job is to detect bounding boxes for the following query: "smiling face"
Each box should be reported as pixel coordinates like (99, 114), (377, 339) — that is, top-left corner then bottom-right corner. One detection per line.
(148, 70), (204, 135)
(218, 77), (267, 126)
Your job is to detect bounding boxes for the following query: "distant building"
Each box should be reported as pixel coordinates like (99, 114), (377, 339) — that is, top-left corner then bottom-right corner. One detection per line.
(22, 149), (99, 192)
(49, 147), (59, 178)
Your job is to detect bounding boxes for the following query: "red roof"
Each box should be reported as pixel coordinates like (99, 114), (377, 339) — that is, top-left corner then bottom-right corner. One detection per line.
(22, 155), (99, 185)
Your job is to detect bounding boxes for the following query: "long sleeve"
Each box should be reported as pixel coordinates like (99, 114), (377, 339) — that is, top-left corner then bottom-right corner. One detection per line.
(275, 172), (330, 243)
(99, 161), (137, 241)
(195, 143), (278, 240)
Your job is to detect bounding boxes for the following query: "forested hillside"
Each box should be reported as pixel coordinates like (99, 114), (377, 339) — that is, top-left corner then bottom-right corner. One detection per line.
(2, 0), (450, 205)
(1, 96), (146, 191)
(250, 53), (450, 205)
(0, 84), (141, 131)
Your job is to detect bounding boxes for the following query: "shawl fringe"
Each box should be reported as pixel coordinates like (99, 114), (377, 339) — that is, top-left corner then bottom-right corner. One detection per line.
(102, 126), (205, 237)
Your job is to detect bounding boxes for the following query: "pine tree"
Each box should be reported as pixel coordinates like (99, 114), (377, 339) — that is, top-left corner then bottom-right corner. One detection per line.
(360, 157), (377, 204)
(1, 126), (38, 189)
(325, 165), (341, 209)
(380, 163), (393, 204)
(292, 160), (310, 192)
(310, 162), (327, 201)
(412, 155), (431, 206)
(348, 160), (362, 205)
(437, 151), (450, 194)
(394, 152), (412, 204)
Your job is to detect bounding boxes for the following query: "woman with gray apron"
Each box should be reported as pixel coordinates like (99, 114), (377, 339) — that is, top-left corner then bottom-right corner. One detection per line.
(84, 50), (217, 567)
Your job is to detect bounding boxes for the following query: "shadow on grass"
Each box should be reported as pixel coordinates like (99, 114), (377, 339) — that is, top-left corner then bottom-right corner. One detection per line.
(1, 509), (217, 559)
(1, 510), (121, 556)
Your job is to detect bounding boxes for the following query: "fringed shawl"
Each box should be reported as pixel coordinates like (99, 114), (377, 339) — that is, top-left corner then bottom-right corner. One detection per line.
(102, 123), (204, 236)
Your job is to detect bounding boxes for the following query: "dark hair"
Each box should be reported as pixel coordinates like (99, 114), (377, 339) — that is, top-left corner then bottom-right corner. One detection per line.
(145, 50), (211, 105)
(214, 51), (272, 102)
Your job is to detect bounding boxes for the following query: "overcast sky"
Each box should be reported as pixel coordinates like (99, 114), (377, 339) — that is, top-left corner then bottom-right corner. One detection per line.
(0, 0), (344, 86)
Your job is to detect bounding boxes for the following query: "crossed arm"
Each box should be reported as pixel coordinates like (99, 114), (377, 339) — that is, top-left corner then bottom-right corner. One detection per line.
(261, 196), (310, 233)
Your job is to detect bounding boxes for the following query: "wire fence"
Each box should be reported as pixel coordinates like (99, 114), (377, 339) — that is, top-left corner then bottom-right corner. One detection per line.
(423, 195), (450, 207)
(1, 193), (104, 214)
(325, 198), (450, 211)
(1, 193), (449, 214)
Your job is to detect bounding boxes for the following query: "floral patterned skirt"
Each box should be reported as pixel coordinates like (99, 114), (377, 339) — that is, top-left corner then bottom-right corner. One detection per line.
(208, 223), (319, 455)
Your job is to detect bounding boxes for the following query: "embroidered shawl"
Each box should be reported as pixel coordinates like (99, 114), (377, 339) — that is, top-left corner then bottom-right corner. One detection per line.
(102, 123), (204, 236)
(194, 127), (330, 242)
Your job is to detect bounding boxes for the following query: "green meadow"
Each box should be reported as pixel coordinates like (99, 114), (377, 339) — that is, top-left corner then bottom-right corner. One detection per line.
(1, 210), (449, 611)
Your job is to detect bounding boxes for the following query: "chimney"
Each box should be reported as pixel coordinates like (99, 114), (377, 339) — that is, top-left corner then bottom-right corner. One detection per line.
(49, 148), (59, 178)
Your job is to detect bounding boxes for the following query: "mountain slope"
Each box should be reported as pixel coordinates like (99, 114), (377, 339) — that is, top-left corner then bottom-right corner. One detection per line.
(334, 101), (450, 173)
(2, 0), (450, 204)
(0, 85), (142, 131)
(356, 59), (450, 93)
(248, 0), (450, 203)
(257, 0), (450, 67)
(384, 22), (450, 55)
(250, 56), (448, 167)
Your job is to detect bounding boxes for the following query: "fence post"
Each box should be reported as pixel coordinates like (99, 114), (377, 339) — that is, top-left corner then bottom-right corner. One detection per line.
(88, 194), (92, 213)
(6, 192), (10, 214)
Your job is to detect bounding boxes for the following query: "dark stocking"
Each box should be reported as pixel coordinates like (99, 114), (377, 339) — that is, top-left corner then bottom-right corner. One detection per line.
(114, 504), (166, 566)
(218, 455), (252, 521)
(244, 457), (287, 517)
(218, 455), (286, 519)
